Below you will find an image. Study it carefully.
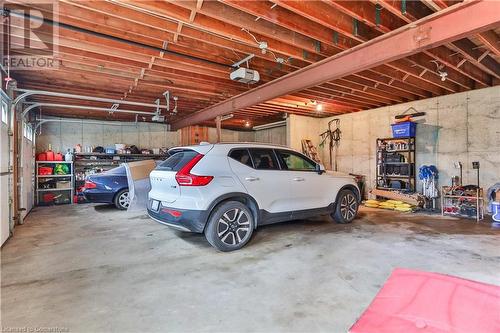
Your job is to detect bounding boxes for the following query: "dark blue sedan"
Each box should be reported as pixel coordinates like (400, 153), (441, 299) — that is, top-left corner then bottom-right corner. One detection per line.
(83, 166), (129, 210)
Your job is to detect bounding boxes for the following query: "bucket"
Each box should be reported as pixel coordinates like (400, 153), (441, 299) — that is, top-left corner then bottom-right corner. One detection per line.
(391, 121), (416, 138)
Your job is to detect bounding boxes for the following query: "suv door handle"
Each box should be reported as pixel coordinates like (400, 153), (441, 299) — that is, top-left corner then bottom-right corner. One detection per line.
(293, 177), (305, 182)
(245, 176), (260, 182)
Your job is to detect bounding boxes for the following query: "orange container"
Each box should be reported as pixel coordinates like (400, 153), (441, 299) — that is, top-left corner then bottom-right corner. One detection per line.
(46, 151), (55, 161)
(36, 153), (47, 161)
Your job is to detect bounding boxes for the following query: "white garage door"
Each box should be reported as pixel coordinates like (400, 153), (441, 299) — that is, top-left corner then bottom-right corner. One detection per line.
(1, 92), (12, 246)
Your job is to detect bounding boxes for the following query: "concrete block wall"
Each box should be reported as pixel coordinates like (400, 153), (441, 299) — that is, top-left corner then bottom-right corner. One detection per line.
(36, 119), (178, 153)
(288, 86), (500, 200)
(37, 119), (288, 153)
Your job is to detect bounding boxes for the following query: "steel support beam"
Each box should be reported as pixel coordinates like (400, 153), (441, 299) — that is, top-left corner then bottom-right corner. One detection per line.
(172, 0), (500, 130)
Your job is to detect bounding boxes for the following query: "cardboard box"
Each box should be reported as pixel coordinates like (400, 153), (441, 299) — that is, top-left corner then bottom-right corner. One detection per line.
(56, 181), (71, 189)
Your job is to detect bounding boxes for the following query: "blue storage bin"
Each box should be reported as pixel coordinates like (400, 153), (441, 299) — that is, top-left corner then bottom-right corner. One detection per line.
(391, 121), (416, 138)
(105, 147), (116, 154)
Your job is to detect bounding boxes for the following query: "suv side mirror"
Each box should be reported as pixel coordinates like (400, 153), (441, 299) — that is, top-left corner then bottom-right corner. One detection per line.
(316, 163), (326, 175)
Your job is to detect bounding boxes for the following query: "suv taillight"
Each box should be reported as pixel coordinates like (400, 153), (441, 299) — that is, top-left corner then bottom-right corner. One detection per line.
(175, 153), (213, 186)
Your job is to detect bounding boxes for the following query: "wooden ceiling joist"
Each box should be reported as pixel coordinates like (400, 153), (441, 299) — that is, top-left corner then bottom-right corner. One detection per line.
(4, 0), (499, 127)
(171, 0), (500, 129)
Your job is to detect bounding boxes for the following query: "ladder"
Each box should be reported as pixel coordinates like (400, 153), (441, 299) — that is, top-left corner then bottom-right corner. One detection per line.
(301, 139), (321, 163)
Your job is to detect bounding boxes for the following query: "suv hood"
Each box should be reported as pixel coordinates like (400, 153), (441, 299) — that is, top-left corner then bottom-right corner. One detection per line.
(325, 170), (356, 179)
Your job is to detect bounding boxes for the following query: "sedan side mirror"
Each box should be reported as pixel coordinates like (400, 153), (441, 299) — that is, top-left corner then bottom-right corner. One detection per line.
(316, 163), (326, 175)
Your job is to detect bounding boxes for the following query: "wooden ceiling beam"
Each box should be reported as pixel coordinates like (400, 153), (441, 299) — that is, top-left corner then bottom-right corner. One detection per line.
(172, 0), (499, 129)
(123, 0), (328, 61)
(73, 0), (442, 105)
(272, 0), (379, 42)
(373, 0), (497, 86)
(326, 79), (405, 103)
(56, 0), (310, 72)
(23, 7), (418, 111)
(355, 71), (432, 98)
(222, 0), (448, 101)
(220, 0), (351, 51)
(370, 65), (444, 96)
(300, 89), (381, 108)
(476, 30), (500, 57)
(450, 39), (500, 79)
(425, 46), (492, 88)
(323, 0), (407, 33)
(324, 0), (491, 88)
(281, 94), (361, 111)
(406, 53), (475, 90)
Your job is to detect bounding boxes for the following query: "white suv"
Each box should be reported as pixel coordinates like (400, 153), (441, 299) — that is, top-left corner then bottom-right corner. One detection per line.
(148, 143), (360, 251)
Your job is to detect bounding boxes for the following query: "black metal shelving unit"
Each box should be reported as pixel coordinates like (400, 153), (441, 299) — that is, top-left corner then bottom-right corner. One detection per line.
(73, 153), (168, 191)
(376, 137), (416, 193)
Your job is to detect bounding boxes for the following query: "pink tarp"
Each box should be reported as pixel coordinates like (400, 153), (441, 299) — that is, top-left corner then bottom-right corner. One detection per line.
(350, 268), (500, 333)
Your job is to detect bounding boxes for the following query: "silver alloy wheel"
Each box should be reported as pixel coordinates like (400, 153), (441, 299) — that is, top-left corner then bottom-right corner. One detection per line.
(118, 191), (130, 209)
(340, 193), (357, 220)
(217, 208), (250, 246)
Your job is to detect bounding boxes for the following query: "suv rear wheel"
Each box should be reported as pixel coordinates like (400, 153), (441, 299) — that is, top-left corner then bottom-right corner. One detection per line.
(332, 189), (358, 224)
(205, 201), (254, 252)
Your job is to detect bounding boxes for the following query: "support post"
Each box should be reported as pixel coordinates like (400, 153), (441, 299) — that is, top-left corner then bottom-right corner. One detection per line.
(215, 116), (222, 143)
(7, 80), (20, 226)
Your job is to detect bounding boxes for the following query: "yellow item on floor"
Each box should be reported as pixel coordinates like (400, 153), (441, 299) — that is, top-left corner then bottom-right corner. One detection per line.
(365, 203), (380, 208)
(363, 199), (415, 212)
(386, 200), (404, 205)
(365, 200), (380, 205)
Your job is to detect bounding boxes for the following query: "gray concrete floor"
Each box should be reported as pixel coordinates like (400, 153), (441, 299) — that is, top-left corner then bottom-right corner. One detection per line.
(1, 204), (499, 332)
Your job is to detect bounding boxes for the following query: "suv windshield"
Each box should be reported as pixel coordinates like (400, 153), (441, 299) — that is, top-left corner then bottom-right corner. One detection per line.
(156, 150), (198, 171)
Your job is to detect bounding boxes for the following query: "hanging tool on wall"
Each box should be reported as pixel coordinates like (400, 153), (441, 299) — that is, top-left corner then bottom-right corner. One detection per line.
(394, 107), (426, 122)
(319, 118), (341, 171)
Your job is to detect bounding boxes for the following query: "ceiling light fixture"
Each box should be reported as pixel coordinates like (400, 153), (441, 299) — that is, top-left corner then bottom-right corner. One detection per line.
(245, 121), (251, 127)
(316, 104), (323, 111)
(430, 60), (448, 82)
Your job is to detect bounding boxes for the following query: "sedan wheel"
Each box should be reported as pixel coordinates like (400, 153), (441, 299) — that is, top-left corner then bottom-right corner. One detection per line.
(115, 190), (130, 210)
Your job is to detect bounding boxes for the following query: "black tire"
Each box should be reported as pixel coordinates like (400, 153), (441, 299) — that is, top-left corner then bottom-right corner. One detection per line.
(205, 201), (255, 252)
(114, 189), (130, 210)
(332, 189), (359, 224)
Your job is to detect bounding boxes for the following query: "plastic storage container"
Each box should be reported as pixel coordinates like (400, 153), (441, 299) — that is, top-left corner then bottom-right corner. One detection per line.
(391, 121), (416, 138)
(45, 151), (55, 161)
(36, 153), (47, 161)
(38, 166), (53, 175)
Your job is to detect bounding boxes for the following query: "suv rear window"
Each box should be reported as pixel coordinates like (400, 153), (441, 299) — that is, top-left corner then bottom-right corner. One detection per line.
(156, 150), (198, 171)
(229, 149), (253, 168)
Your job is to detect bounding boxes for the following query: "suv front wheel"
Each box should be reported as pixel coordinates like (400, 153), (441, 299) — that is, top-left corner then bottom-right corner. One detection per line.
(205, 201), (255, 252)
(332, 189), (358, 224)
